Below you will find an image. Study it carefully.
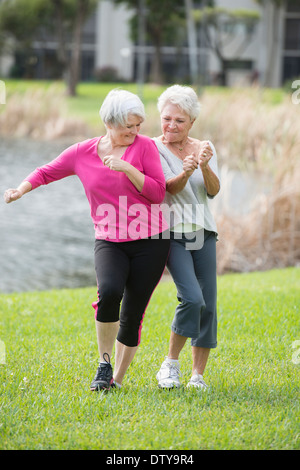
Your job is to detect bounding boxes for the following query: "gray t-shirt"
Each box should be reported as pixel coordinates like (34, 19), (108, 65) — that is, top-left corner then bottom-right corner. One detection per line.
(154, 138), (219, 235)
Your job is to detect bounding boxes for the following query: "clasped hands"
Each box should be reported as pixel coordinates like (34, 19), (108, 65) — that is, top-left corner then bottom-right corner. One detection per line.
(183, 141), (213, 177)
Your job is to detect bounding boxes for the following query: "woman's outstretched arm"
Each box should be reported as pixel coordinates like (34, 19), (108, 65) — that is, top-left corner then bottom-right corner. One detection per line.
(4, 181), (32, 203)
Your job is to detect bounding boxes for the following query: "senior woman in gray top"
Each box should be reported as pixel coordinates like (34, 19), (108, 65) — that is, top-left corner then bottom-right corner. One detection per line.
(154, 84), (220, 389)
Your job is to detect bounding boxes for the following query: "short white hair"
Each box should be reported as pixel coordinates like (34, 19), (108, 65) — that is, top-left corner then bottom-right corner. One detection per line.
(99, 89), (145, 127)
(157, 85), (201, 121)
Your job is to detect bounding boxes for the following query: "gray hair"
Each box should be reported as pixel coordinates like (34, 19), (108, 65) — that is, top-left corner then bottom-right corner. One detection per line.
(157, 85), (201, 121)
(99, 89), (145, 127)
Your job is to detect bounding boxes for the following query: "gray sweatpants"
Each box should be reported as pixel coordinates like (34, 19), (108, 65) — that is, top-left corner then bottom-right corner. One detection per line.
(167, 229), (217, 348)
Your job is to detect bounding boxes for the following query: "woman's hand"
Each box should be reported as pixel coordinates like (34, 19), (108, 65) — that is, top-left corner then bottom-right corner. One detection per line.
(3, 181), (32, 203)
(183, 153), (198, 177)
(103, 155), (129, 172)
(4, 188), (23, 203)
(166, 152), (198, 195)
(103, 155), (145, 193)
(198, 141), (213, 170)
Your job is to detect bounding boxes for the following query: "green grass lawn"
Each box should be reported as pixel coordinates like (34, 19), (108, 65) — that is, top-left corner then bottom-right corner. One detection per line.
(0, 268), (299, 450)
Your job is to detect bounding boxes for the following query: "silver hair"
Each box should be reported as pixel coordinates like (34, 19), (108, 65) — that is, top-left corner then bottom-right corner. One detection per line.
(99, 89), (146, 127)
(157, 85), (201, 121)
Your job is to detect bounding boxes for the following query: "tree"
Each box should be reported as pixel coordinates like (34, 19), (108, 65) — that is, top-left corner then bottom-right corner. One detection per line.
(185, 0), (198, 85)
(0, 0), (98, 95)
(0, 0), (50, 44)
(194, 6), (260, 86)
(51, 0), (98, 96)
(114, 0), (185, 84)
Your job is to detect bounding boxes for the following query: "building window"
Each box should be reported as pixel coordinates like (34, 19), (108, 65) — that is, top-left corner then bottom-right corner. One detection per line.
(284, 19), (300, 50)
(224, 59), (253, 70)
(283, 57), (300, 82)
(287, 1), (300, 13)
(81, 51), (95, 81)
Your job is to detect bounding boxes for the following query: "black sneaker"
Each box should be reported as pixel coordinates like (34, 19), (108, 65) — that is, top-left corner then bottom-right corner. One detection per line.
(90, 353), (113, 391)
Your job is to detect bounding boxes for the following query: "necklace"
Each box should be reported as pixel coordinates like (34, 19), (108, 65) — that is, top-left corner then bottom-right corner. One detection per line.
(167, 139), (189, 153)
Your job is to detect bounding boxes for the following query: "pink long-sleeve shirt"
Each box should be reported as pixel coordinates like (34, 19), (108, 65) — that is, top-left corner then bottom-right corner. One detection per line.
(24, 135), (168, 242)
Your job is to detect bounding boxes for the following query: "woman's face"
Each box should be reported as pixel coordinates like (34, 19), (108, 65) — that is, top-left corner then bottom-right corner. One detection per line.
(109, 114), (142, 146)
(161, 103), (194, 143)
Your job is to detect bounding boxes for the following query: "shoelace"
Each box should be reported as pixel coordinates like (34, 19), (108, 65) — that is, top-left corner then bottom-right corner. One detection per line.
(102, 352), (111, 365)
(94, 353), (112, 381)
(164, 362), (181, 378)
(190, 374), (207, 387)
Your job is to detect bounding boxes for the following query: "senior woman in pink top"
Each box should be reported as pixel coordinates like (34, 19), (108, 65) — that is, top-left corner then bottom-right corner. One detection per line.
(4, 89), (169, 391)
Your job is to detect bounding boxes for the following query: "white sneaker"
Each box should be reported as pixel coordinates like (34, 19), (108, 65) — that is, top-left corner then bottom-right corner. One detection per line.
(187, 373), (208, 390)
(156, 358), (181, 389)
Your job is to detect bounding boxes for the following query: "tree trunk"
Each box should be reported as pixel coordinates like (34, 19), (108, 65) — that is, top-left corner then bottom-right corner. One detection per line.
(219, 61), (227, 86)
(150, 40), (163, 84)
(185, 0), (199, 85)
(67, 1), (88, 96)
(264, 2), (280, 87)
(67, 0), (94, 96)
(52, 0), (68, 80)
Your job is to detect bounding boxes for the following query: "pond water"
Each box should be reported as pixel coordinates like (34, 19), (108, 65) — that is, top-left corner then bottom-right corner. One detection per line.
(0, 137), (95, 293)
(0, 137), (271, 293)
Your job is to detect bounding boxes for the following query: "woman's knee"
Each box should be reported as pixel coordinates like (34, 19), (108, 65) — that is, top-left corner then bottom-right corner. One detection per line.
(96, 282), (123, 322)
(117, 324), (141, 347)
(178, 291), (205, 310)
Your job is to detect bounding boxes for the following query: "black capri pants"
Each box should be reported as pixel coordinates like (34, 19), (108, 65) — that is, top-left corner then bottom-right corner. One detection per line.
(93, 236), (170, 347)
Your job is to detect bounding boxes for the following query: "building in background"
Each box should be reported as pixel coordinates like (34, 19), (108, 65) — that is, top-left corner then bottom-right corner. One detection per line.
(0, 0), (299, 87)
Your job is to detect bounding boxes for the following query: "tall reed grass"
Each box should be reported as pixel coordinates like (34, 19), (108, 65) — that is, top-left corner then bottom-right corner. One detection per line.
(215, 183), (299, 274)
(0, 84), (89, 140)
(189, 89), (300, 274)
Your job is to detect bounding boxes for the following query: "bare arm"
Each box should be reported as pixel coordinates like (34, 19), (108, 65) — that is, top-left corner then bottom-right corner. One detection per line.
(201, 165), (220, 197)
(166, 153), (198, 195)
(165, 141), (220, 197)
(198, 142), (220, 197)
(4, 181), (32, 204)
